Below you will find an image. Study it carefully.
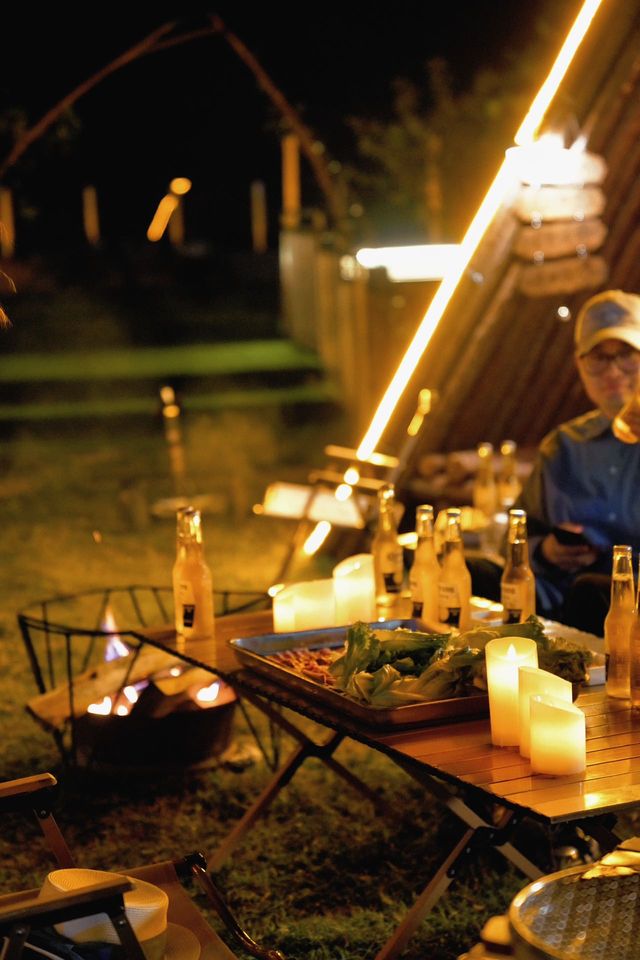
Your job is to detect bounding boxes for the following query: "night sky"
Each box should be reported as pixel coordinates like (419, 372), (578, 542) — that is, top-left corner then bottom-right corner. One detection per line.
(2, 2), (580, 251)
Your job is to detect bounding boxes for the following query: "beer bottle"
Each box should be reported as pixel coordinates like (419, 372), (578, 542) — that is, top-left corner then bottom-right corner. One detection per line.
(372, 483), (404, 608)
(604, 544), (634, 699)
(173, 506), (215, 643)
(409, 504), (440, 624)
(472, 442), (498, 521)
(500, 509), (536, 623)
(498, 440), (521, 510)
(629, 556), (640, 709)
(438, 507), (471, 631)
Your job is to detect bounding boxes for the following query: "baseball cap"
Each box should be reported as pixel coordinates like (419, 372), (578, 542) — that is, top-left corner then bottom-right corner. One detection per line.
(574, 290), (640, 355)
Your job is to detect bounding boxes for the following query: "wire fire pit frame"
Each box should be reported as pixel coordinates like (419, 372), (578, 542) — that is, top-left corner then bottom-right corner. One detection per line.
(17, 585), (270, 770)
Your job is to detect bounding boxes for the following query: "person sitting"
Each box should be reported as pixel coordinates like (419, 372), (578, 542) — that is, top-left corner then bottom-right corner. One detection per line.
(517, 289), (640, 636)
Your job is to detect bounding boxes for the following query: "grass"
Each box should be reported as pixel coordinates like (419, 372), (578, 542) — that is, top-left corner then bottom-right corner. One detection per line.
(1, 271), (632, 960)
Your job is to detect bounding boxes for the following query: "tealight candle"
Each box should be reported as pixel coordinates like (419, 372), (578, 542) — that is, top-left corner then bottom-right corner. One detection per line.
(485, 636), (538, 747)
(332, 553), (377, 625)
(530, 694), (586, 775)
(518, 666), (572, 758)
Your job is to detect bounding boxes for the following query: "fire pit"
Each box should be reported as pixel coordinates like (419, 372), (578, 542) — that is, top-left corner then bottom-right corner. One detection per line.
(17, 585), (268, 771)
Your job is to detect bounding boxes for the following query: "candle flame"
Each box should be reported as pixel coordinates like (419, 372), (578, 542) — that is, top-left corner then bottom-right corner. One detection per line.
(87, 696), (112, 716)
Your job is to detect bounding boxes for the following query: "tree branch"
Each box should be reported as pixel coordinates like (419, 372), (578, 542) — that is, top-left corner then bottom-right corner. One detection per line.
(210, 15), (347, 228)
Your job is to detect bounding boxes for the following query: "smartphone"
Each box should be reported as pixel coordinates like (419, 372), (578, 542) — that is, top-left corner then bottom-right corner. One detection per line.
(551, 526), (590, 547)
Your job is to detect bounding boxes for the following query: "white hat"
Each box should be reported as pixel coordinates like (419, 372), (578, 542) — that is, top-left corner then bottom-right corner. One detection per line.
(574, 289), (640, 355)
(41, 868), (200, 960)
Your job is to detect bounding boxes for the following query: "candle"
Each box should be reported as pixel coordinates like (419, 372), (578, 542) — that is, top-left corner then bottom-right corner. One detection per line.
(518, 666), (572, 758)
(293, 579), (336, 630)
(333, 553), (377, 625)
(530, 694), (586, 775)
(272, 585), (297, 633)
(485, 636), (538, 747)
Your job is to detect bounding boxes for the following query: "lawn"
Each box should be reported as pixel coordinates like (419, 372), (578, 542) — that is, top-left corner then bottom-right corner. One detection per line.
(0, 272), (622, 960)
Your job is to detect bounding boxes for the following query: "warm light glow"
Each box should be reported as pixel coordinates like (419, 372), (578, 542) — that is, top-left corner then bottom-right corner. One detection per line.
(116, 704), (129, 717)
(162, 403), (181, 419)
(355, 244), (461, 282)
(343, 467), (360, 485)
(506, 133), (587, 186)
(268, 582), (285, 597)
(147, 195), (179, 242)
(169, 666), (182, 677)
(169, 177), (192, 196)
(302, 520), (332, 555)
(355, 0), (602, 462)
(123, 685), (139, 704)
(87, 696), (112, 716)
(407, 388), (432, 437)
(196, 681), (220, 703)
(515, 0), (604, 146)
(335, 483), (353, 501)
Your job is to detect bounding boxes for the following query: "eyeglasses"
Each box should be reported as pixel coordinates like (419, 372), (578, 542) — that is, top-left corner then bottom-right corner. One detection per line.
(579, 347), (640, 375)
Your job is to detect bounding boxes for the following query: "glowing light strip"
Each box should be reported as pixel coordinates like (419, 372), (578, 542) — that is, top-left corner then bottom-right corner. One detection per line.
(515, 0), (604, 146)
(355, 0), (604, 463)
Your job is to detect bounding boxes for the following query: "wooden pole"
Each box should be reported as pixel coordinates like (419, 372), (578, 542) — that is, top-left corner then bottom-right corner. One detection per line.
(281, 134), (301, 230)
(250, 180), (268, 252)
(0, 187), (16, 259)
(82, 185), (101, 247)
(168, 198), (185, 248)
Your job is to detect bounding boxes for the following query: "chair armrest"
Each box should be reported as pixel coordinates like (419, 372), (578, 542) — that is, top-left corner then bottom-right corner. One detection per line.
(0, 878), (131, 928)
(0, 774), (58, 813)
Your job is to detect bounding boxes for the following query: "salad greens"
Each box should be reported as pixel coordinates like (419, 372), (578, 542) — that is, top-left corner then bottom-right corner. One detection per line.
(330, 616), (592, 708)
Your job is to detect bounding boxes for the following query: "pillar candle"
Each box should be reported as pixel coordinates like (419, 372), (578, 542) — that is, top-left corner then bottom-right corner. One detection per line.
(272, 585), (297, 633)
(333, 554), (377, 625)
(292, 578), (337, 630)
(485, 636), (538, 747)
(530, 694), (586, 775)
(518, 666), (572, 758)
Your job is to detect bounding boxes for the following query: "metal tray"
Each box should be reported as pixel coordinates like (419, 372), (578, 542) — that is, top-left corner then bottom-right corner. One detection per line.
(230, 620), (489, 729)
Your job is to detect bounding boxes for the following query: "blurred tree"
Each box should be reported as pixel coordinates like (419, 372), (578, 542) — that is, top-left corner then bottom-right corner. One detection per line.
(343, 56), (533, 244)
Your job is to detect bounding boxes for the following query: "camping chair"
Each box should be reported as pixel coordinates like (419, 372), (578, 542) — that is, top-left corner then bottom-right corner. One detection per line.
(0, 772), (283, 960)
(258, 388), (435, 581)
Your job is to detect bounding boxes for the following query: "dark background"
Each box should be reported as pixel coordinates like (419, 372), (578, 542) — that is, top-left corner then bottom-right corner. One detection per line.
(2, 2), (578, 252)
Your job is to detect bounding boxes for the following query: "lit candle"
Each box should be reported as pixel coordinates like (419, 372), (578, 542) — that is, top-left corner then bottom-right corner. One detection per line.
(530, 694), (586, 775)
(332, 554), (377, 625)
(293, 579), (337, 630)
(518, 666), (572, 758)
(272, 585), (297, 633)
(485, 636), (538, 747)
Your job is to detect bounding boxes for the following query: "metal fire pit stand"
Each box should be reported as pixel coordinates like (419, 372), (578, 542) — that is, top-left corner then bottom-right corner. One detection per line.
(17, 585), (270, 770)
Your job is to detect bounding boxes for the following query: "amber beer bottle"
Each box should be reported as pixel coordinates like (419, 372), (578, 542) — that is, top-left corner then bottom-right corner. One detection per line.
(438, 508), (471, 631)
(173, 507), (215, 644)
(372, 483), (404, 608)
(500, 509), (536, 623)
(604, 544), (634, 699)
(472, 442), (498, 521)
(497, 440), (521, 510)
(409, 504), (440, 624)
(630, 558), (640, 709)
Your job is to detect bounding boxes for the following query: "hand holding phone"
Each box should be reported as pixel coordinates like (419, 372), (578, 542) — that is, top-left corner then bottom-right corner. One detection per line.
(551, 525), (590, 547)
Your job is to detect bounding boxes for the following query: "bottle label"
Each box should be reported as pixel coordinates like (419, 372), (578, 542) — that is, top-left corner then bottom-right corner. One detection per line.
(182, 604), (196, 628)
(501, 581), (527, 623)
(412, 600), (423, 618)
(379, 544), (403, 593)
(439, 583), (461, 627)
(178, 581), (196, 632)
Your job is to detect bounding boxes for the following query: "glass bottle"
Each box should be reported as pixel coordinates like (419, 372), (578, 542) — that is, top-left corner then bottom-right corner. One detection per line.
(409, 504), (440, 624)
(438, 507), (471, 631)
(613, 394), (640, 444)
(472, 442), (498, 520)
(372, 483), (404, 608)
(500, 509), (536, 623)
(604, 544), (634, 699)
(498, 439), (521, 510)
(630, 558), (640, 709)
(173, 506), (215, 643)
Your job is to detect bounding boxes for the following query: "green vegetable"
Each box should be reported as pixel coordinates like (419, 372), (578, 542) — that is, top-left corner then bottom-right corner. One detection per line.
(330, 622), (449, 691)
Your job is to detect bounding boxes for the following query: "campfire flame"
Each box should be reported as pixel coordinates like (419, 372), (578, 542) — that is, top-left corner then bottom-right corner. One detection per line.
(102, 606), (130, 661)
(195, 681), (220, 704)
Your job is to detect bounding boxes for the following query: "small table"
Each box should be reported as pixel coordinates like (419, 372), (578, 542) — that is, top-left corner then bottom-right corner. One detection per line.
(135, 611), (637, 960)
